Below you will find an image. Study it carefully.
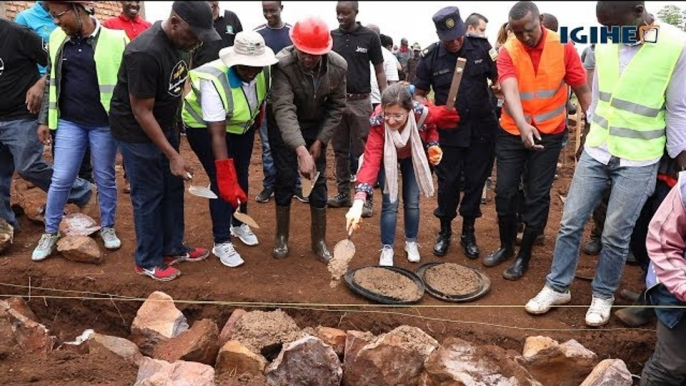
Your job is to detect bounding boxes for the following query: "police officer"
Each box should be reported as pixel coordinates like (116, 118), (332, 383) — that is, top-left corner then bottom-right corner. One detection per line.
(413, 6), (499, 260)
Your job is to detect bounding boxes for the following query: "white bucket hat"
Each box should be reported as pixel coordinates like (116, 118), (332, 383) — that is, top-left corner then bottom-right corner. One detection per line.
(219, 31), (278, 68)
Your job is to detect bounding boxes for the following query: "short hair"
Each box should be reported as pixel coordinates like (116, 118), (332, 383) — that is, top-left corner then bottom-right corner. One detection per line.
(509, 1), (540, 20)
(541, 13), (559, 32)
(380, 34), (393, 48)
(596, 1), (644, 16)
(337, 1), (358, 11)
(381, 83), (413, 111)
(465, 13), (489, 28)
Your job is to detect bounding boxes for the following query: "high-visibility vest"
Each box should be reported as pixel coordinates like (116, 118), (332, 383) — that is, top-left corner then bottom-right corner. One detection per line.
(586, 24), (686, 161)
(48, 27), (128, 130)
(182, 59), (270, 135)
(501, 29), (568, 135)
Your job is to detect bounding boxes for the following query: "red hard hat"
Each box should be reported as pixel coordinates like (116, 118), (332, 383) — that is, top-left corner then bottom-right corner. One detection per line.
(290, 17), (333, 56)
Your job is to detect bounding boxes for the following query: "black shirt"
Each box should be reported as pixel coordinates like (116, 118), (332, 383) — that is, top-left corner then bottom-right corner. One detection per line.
(414, 36), (498, 147)
(109, 22), (190, 143)
(331, 24), (383, 94)
(0, 19), (47, 121)
(192, 10), (243, 68)
(59, 34), (109, 127)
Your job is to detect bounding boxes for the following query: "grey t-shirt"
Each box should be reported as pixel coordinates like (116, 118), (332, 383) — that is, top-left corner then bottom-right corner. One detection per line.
(583, 46), (595, 70)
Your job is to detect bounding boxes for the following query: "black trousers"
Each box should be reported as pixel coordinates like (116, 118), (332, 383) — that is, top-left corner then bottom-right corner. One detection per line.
(495, 130), (565, 233)
(641, 317), (686, 386)
(51, 129), (93, 183)
(629, 179), (671, 272)
(268, 124), (327, 209)
(434, 140), (495, 221)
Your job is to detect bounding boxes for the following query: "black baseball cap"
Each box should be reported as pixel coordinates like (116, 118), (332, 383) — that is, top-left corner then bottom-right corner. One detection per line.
(172, 1), (221, 42)
(432, 6), (467, 41)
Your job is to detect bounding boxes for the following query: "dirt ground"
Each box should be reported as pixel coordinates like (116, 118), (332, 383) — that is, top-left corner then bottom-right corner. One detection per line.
(0, 135), (654, 385)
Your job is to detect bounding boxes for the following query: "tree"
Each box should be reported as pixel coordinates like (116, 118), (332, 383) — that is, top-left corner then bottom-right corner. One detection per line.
(656, 5), (685, 31)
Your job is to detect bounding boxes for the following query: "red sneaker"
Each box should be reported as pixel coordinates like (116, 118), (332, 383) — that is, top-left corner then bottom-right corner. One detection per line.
(164, 247), (210, 266)
(134, 264), (181, 282)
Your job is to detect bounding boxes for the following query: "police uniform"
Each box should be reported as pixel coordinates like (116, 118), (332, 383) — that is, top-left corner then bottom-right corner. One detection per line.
(413, 6), (498, 259)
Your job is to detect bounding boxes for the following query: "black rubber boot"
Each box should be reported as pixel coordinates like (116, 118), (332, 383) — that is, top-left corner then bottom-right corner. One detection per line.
(503, 227), (537, 280)
(460, 217), (479, 259)
(433, 219), (452, 257)
(483, 216), (517, 267)
(311, 207), (332, 263)
(273, 205), (290, 259)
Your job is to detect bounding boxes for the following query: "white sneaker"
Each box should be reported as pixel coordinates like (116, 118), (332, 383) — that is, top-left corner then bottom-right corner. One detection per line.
(379, 245), (394, 266)
(231, 224), (259, 246)
(32, 233), (60, 261)
(405, 241), (421, 263)
(99, 227), (121, 250)
(213, 242), (244, 268)
(586, 296), (614, 327)
(525, 286), (572, 314)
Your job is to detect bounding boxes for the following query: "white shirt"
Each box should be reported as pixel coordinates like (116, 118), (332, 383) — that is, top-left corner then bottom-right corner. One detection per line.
(200, 77), (259, 123)
(370, 47), (400, 104)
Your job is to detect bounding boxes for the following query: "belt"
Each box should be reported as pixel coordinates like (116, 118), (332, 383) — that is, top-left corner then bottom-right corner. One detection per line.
(346, 93), (370, 101)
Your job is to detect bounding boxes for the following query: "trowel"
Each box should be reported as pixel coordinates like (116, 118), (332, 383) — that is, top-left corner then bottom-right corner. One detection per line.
(333, 226), (356, 263)
(301, 171), (321, 198)
(186, 173), (218, 199)
(233, 199), (260, 229)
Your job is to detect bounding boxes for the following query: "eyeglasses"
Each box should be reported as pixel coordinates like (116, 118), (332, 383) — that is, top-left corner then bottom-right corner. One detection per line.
(384, 113), (408, 122)
(50, 9), (71, 20)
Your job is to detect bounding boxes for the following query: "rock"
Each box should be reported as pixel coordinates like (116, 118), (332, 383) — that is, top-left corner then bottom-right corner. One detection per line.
(315, 327), (346, 357)
(0, 218), (13, 254)
(3, 303), (55, 354)
(420, 337), (540, 386)
(131, 292), (189, 356)
(580, 359), (632, 386)
(134, 357), (215, 386)
(517, 337), (597, 386)
(265, 336), (342, 386)
(153, 319), (220, 365)
(215, 340), (268, 377)
(89, 332), (143, 366)
(14, 184), (46, 223)
(58, 213), (101, 237)
(344, 326), (439, 386)
(56, 236), (103, 265)
(343, 330), (375, 375)
(0, 301), (15, 344)
(230, 310), (302, 358)
(6, 297), (38, 322)
(58, 329), (93, 354)
(218, 309), (247, 346)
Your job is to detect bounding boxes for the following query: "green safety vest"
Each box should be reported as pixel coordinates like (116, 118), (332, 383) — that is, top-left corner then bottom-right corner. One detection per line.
(587, 24), (686, 161)
(182, 59), (270, 135)
(47, 27), (128, 130)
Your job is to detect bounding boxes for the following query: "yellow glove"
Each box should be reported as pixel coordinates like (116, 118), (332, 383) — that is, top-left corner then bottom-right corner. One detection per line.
(345, 199), (365, 233)
(428, 146), (443, 165)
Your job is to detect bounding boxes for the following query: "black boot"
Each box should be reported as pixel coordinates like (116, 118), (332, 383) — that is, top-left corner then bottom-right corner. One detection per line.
(503, 227), (537, 280)
(273, 205), (290, 259)
(311, 207), (332, 263)
(433, 219), (452, 257)
(483, 216), (517, 267)
(614, 289), (655, 327)
(460, 217), (479, 259)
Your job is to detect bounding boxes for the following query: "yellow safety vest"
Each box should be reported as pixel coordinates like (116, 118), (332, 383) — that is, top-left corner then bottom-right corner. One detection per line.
(182, 59), (270, 135)
(47, 27), (128, 130)
(587, 24), (686, 161)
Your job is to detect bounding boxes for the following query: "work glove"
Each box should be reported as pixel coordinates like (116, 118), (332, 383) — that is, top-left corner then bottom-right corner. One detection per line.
(345, 199), (365, 233)
(427, 104), (460, 129)
(215, 159), (247, 208)
(428, 146), (443, 166)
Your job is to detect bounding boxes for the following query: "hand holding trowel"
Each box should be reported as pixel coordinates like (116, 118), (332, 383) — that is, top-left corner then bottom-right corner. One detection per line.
(186, 173), (218, 199)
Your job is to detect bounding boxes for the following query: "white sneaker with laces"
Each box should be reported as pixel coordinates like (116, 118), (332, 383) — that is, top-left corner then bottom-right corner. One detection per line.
(586, 296), (614, 327)
(213, 242), (244, 268)
(379, 245), (394, 266)
(99, 227), (121, 250)
(32, 233), (60, 261)
(525, 286), (572, 314)
(405, 241), (421, 263)
(231, 224), (259, 246)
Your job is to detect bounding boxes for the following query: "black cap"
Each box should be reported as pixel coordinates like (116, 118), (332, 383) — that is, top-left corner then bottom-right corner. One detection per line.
(432, 6), (467, 41)
(172, 1), (221, 42)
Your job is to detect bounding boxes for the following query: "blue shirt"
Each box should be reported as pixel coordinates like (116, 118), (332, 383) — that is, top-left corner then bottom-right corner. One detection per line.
(254, 23), (292, 56)
(15, 2), (56, 75)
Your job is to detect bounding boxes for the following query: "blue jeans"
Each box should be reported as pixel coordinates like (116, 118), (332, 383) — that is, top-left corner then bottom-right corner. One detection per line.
(0, 119), (91, 228)
(118, 131), (187, 268)
(546, 151), (658, 298)
(45, 120), (116, 234)
(377, 157), (420, 246)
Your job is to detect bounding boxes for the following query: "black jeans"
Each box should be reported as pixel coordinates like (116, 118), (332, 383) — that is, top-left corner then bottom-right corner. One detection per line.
(186, 126), (255, 243)
(268, 124), (327, 209)
(495, 130), (565, 233)
(641, 317), (686, 386)
(51, 129), (93, 183)
(434, 141), (494, 221)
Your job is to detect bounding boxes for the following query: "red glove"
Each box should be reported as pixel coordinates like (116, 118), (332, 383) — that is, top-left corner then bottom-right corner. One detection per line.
(215, 159), (247, 207)
(427, 103), (460, 130)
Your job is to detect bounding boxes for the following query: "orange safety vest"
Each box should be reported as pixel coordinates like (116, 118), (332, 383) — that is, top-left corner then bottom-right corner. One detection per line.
(501, 30), (567, 135)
